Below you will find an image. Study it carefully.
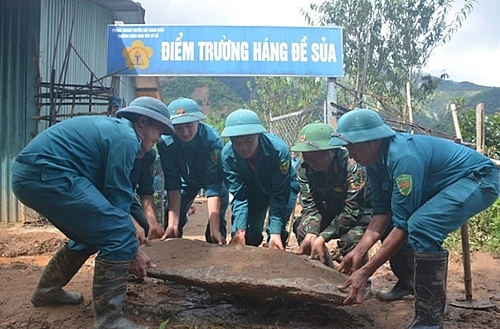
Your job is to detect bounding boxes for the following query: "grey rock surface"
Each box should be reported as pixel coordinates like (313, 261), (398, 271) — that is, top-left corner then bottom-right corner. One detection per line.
(145, 239), (349, 305)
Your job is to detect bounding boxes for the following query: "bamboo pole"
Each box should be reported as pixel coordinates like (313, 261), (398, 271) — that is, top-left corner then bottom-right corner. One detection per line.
(450, 103), (473, 303)
(476, 103), (485, 154)
(406, 82), (413, 133)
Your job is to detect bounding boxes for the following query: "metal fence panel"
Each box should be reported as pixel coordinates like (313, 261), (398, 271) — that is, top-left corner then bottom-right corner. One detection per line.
(269, 105), (325, 147)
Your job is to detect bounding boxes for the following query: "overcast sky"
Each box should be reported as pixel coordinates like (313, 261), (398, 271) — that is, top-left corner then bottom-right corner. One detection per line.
(138, 0), (499, 87)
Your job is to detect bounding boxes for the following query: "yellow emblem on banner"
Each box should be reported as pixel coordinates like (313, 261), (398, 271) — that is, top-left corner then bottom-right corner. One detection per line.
(123, 40), (153, 70)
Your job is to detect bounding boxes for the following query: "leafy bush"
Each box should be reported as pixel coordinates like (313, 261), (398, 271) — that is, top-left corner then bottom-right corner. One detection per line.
(461, 110), (500, 161)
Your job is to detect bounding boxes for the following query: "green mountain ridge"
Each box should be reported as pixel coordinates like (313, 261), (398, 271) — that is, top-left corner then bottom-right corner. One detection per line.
(435, 80), (490, 92)
(431, 79), (499, 115)
(159, 77), (500, 135)
(160, 77), (252, 117)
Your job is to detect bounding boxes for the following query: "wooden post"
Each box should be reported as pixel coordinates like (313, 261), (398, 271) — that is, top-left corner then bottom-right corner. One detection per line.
(450, 103), (462, 141)
(326, 77), (338, 128)
(406, 82), (413, 133)
(476, 103), (485, 154)
(451, 104), (473, 302)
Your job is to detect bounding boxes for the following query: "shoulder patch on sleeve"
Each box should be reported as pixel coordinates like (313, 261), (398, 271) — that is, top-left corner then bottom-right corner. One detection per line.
(349, 171), (365, 191)
(149, 163), (156, 177)
(396, 174), (412, 196)
(211, 149), (221, 164)
(280, 159), (290, 175)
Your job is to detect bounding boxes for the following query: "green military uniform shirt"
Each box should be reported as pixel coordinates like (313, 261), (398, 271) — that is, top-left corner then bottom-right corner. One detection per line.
(297, 148), (372, 242)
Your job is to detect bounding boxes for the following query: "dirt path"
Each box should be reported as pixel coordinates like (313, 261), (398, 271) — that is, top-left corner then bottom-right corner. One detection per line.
(1, 198), (500, 328)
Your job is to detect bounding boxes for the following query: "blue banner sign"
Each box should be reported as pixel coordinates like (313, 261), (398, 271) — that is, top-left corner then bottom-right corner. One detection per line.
(107, 25), (343, 77)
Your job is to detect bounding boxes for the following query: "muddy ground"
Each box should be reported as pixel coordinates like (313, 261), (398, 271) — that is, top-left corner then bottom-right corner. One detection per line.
(1, 198), (500, 329)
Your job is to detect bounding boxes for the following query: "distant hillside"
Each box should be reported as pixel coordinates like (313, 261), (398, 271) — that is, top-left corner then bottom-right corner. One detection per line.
(430, 80), (498, 114)
(159, 76), (500, 136)
(159, 77), (254, 118)
(466, 87), (500, 114)
(420, 80), (500, 135)
(159, 77), (249, 118)
(213, 77), (256, 101)
(435, 80), (490, 92)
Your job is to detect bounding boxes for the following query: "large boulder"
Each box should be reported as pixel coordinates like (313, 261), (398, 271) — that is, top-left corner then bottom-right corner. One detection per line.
(145, 239), (349, 305)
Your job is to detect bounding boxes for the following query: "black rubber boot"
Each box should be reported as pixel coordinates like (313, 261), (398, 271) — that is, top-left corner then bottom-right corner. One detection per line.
(93, 258), (148, 329)
(408, 251), (448, 329)
(31, 244), (89, 306)
(378, 248), (415, 301)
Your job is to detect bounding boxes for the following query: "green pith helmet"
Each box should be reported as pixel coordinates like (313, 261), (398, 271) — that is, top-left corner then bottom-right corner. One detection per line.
(291, 122), (340, 152)
(329, 108), (395, 146)
(115, 96), (174, 135)
(167, 97), (206, 125)
(221, 108), (267, 137)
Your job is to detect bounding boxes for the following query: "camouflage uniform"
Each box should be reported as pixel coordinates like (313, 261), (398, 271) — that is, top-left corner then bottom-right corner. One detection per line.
(293, 147), (372, 257)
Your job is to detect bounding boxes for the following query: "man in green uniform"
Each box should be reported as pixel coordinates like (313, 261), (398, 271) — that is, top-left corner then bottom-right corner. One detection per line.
(291, 123), (372, 267)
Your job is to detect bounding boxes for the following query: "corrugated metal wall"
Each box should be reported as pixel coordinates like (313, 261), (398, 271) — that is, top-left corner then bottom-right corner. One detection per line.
(36, 0), (115, 132)
(39, 0), (112, 83)
(0, 0), (141, 224)
(0, 0), (41, 224)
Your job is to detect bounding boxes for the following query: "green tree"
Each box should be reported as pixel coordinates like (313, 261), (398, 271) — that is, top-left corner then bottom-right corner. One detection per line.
(246, 77), (327, 127)
(302, 0), (476, 119)
(461, 110), (500, 161)
(205, 111), (226, 135)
